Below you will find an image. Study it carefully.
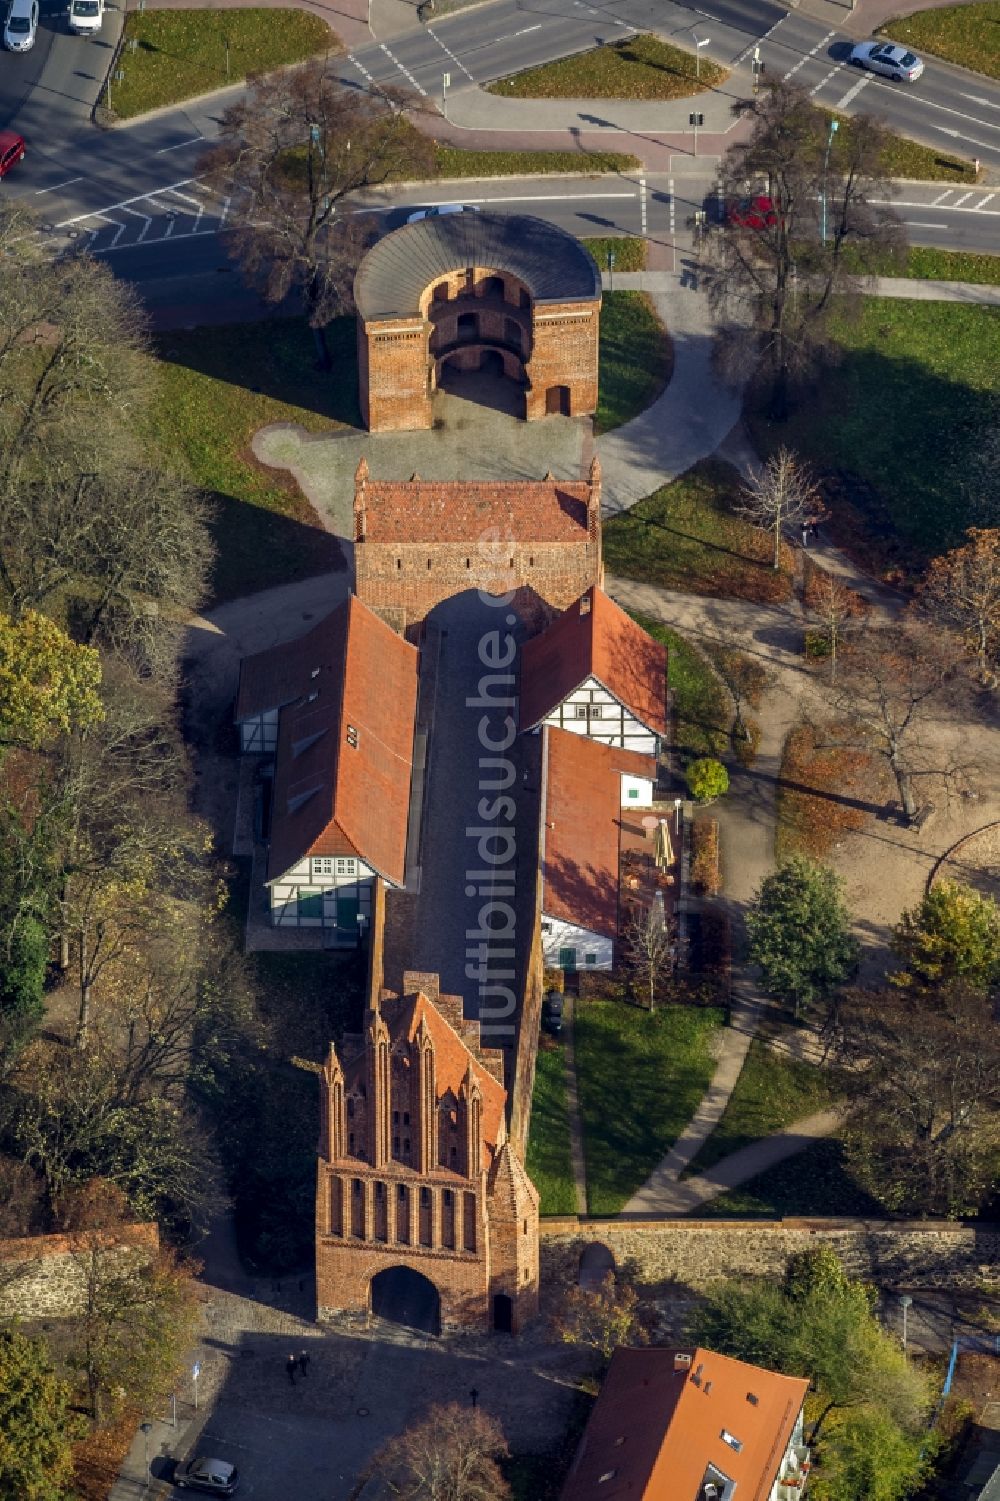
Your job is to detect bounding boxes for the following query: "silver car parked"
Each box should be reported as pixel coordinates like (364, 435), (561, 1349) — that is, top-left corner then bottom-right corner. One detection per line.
(849, 41), (924, 82)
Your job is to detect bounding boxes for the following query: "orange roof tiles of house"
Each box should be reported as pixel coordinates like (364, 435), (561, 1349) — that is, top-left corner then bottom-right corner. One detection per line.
(542, 728), (655, 941)
(519, 587), (669, 738)
(359, 478), (592, 544)
(562, 1346), (810, 1501)
(236, 611), (343, 723)
(264, 597), (419, 887)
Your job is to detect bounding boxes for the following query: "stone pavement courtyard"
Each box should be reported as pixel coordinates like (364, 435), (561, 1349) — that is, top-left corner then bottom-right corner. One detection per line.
(254, 370), (592, 537)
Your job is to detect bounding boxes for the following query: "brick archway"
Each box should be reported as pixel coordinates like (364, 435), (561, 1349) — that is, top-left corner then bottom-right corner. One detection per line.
(370, 1265), (441, 1335)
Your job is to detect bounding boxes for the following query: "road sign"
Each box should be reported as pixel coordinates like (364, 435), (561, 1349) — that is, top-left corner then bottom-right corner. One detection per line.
(192, 1362), (201, 1379)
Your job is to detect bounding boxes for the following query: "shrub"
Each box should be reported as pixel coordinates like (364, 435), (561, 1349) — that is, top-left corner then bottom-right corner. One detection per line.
(691, 818), (721, 896)
(686, 758), (729, 803)
(733, 717), (761, 768)
(805, 629), (833, 659)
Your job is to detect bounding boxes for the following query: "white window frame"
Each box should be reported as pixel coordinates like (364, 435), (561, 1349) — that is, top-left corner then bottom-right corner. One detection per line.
(312, 856), (335, 877)
(335, 857), (357, 876)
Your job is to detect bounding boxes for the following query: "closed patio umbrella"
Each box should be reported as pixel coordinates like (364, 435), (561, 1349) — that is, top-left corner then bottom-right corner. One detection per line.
(654, 818), (674, 870)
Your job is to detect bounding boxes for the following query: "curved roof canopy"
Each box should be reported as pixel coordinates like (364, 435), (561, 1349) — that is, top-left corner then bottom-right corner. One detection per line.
(354, 212), (602, 320)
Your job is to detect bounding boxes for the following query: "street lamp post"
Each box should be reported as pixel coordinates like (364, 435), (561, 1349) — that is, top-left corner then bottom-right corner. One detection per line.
(820, 117), (839, 245)
(689, 111), (704, 159)
(695, 35), (711, 79)
(899, 1294), (913, 1354)
(140, 1422), (153, 1492)
(442, 71), (450, 119)
(673, 797), (683, 836)
(608, 248), (615, 293)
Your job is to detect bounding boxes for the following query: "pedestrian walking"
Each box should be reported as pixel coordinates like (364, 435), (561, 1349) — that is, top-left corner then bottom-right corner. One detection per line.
(299, 1350), (311, 1378)
(801, 522), (809, 549)
(286, 1353), (297, 1386)
(470, 1387), (479, 1409)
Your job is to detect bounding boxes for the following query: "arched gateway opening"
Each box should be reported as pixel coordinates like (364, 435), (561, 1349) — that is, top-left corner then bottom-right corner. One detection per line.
(370, 1265), (441, 1335)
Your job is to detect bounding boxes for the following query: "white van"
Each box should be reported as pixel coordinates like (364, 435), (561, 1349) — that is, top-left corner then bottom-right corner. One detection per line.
(68, 0), (102, 34)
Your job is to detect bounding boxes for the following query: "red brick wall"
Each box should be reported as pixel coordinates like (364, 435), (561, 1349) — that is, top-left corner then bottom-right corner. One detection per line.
(357, 260), (600, 433)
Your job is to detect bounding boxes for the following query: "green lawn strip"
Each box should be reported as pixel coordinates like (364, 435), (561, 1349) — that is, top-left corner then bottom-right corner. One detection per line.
(746, 300), (999, 559)
(604, 459), (794, 604)
(573, 997), (724, 1215)
(595, 292), (672, 435)
(878, 2), (1000, 81)
(682, 1037), (842, 1178)
(526, 1042), (578, 1217)
(109, 9), (335, 120)
(146, 318), (357, 603)
(582, 237), (647, 272)
(432, 146), (641, 176)
(488, 33), (728, 101)
(629, 614), (731, 764)
(822, 108), (977, 182)
(861, 245), (1000, 285)
(696, 1136), (885, 1218)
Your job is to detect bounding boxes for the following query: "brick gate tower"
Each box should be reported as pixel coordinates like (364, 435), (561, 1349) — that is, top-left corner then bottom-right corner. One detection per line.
(315, 969), (539, 1334)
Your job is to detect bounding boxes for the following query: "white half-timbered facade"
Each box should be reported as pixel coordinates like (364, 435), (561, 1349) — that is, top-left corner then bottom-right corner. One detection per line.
(540, 914), (614, 973)
(533, 674), (658, 754)
(268, 853), (375, 935)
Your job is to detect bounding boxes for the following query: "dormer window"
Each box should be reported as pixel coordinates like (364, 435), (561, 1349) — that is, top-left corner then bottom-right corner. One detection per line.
(580, 595), (592, 616)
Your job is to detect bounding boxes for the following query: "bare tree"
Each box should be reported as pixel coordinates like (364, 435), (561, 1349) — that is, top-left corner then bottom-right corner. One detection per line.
(200, 63), (436, 366)
(623, 903), (675, 1013)
(740, 448), (821, 570)
(918, 527), (1000, 683)
(366, 1401), (511, 1501)
(804, 565), (870, 683)
(835, 982), (1000, 1216)
(704, 85), (904, 419)
(551, 1271), (646, 1361)
(831, 625), (957, 823)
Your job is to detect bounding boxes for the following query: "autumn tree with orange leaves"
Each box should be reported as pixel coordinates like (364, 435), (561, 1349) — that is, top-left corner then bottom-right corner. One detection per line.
(918, 527), (1000, 683)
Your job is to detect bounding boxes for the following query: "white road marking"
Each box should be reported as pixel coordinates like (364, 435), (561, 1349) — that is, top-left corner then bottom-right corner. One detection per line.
(901, 220), (948, 229)
(379, 42), (428, 96)
(92, 230), (219, 255)
(782, 30), (834, 83)
(497, 24), (542, 40)
(960, 93), (1000, 108)
(155, 135), (204, 154)
(55, 178), (197, 227)
(639, 176), (647, 234)
(349, 53), (376, 84)
(932, 123), (999, 152)
(91, 213), (127, 248)
(120, 205), (152, 242)
(930, 189), (955, 205)
(873, 197), (1000, 215)
(950, 191), (974, 207)
(668, 177), (675, 236)
(975, 192), (997, 210)
(834, 73), (871, 110)
(426, 26), (474, 81)
(733, 14), (785, 66)
(34, 176), (83, 195)
(809, 63), (844, 97)
(862, 76), (1000, 142)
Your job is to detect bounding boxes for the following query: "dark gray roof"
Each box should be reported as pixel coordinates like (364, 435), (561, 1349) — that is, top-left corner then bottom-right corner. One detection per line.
(354, 212), (601, 320)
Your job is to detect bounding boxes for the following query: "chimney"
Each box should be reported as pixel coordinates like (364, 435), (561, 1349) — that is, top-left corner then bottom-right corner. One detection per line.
(674, 1353), (693, 1372)
(354, 456), (369, 543)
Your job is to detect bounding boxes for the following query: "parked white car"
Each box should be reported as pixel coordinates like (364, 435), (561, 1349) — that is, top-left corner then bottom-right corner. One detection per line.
(68, 0), (103, 34)
(3, 0), (38, 51)
(406, 203), (480, 224)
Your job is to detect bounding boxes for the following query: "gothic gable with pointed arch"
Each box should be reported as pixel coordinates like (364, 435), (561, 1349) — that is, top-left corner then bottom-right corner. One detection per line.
(316, 966), (539, 1333)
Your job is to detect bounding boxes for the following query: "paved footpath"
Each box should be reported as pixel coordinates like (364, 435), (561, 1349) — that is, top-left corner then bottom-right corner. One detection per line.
(604, 271), (1000, 304)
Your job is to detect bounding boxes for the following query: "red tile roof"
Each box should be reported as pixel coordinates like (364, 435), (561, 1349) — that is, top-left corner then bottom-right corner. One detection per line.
(519, 588), (669, 738)
(563, 1347), (809, 1501)
(264, 597), (419, 887)
(360, 478), (592, 543)
(542, 728), (656, 941)
(236, 612), (343, 722)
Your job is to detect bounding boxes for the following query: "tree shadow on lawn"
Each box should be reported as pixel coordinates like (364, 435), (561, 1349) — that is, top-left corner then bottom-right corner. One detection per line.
(207, 488), (346, 605)
(155, 315), (362, 428)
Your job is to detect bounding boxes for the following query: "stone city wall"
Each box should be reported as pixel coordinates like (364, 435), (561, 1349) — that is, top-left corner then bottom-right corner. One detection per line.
(539, 1217), (1000, 1297)
(0, 1224), (160, 1320)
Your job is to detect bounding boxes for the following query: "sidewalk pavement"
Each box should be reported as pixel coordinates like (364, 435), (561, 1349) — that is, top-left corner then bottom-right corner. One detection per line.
(622, 1103), (848, 1215)
(603, 271), (1000, 304)
(445, 76), (745, 138)
(597, 275), (743, 509)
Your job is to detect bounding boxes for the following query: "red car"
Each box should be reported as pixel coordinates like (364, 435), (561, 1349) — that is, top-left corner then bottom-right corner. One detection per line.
(0, 130), (25, 179)
(727, 193), (778, 230)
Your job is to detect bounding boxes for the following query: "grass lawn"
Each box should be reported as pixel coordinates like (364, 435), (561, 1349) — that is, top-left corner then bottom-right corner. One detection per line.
(108, 10), (334, 120)
(488, 33), (728, 100)
(432, 146), (641, 176)
(630, 614), (731, 763)
(573, 997), (724, 1214)
(747, 300), (1000, 561)
(595, 292), (672, 435)
(897, 246), (1000, 283)
(823, 109), (978, 182)
(147, 318), (356, 603)
(880, 2), (1000, 81)
(683, 1038), (842, 1177)
(698, 1136), (885, 1218)
(604, 460), (794, 604)
(526, 1042), (578, 1217)
(583, 237), (647, 272)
